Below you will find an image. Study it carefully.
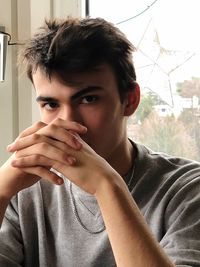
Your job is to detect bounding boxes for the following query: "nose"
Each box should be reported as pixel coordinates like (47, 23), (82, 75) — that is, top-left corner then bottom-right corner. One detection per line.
(58, 105), (80, 123)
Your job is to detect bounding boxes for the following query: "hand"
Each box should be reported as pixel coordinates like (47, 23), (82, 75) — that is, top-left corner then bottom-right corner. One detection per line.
(8, 119), (117, 195)
(0, 121), (47, 199)
(0, 119), (87, 199)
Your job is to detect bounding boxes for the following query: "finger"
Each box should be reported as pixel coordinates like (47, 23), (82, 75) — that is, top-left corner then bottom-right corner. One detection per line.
(7, 121), (47, 151)
(18, 121), (47, 138)
(20, 166), (64, 185)
(37, 125), (83, 150)
(11, 154), (76, 168)
(51, 118), (87, 134)
(11, 154), (53, 168)
(7, 132), (77, 153)
(14, 143), (77, 165)
(8, 120), (87, 152)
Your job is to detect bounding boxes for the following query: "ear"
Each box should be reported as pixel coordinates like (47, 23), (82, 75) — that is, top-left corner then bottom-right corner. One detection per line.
(123, 83), (140, 116)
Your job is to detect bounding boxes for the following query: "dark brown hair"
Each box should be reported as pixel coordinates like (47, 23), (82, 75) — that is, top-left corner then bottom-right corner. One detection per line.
(21, 17), (137, 100)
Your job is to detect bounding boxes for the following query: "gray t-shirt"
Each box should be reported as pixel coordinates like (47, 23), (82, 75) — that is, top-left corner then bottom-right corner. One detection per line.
(0, 142), (200, 266)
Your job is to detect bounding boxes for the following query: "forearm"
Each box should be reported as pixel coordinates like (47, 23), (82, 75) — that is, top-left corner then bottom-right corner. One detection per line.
(95, 175), (175, 267)
(0, 162), (17, 227)
(0, 196), (10, 227)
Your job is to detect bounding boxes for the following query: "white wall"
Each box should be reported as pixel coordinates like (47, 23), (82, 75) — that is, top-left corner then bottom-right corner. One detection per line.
(0, 0), (82, 164)
(0, 0), (18, 163)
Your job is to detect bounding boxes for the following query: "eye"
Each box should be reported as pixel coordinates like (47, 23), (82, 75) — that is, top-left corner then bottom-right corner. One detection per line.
(41, 102), (59, 111)
(81, 95), (99, 104)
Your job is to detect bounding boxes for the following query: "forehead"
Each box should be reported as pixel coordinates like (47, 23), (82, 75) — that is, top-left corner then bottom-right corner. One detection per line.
(32, 63), (119, 98)
(33, 63), (117, 87)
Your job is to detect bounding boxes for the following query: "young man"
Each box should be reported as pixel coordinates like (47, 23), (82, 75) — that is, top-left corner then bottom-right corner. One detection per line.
(0, 17), (199, 267)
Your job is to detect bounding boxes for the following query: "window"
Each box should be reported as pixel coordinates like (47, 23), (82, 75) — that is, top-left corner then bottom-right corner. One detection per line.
(90, 0), (200, 161)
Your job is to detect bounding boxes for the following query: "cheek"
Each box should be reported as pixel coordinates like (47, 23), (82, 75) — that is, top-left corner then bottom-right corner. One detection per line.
(85, 112), (106, 131)
(80, 110), (107, 143)
(86, 110), (120, 137)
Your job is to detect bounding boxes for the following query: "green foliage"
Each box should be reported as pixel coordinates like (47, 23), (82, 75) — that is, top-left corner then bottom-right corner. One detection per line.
(178, 109), (200, 157)
(135, 91), (160, 123)
(128, 82), (200, 161)
(177, 77), (200, 98)
(128, 112), (199, 161)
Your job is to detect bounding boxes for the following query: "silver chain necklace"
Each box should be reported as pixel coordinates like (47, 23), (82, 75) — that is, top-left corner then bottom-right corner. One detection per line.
(68, 164), (135, 235)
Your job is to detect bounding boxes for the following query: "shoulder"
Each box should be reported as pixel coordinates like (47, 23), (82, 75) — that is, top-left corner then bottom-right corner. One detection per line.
(133, 141), (200, 180)
(131, 141), (200, 207)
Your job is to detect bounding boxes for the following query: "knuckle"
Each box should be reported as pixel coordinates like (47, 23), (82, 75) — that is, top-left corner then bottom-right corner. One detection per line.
(32, 133), (41, 142)
(17, 157), (24, 164)
(39, 142), (49, 150)
(35, 166), (44, 173)
(32, 154), (42, 161)
(52, 118), (63, 125)
(35, 121), (46, 128)
(47, 123), (57, 132)
(61, 153), (67, 162)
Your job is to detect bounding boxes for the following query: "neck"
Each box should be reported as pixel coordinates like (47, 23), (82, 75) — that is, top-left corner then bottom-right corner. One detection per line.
(108, 138), (136, 177)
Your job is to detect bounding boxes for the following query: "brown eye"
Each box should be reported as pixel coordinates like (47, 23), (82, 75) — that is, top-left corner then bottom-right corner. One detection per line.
(81, 95), (99, 104)
(42, 102), (59, 110)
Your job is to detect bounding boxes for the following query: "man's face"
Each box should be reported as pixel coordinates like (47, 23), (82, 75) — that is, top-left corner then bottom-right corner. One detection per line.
(32, 64), (130, 163)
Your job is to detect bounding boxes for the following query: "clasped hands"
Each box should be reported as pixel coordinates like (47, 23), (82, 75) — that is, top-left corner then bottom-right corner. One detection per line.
(7, 118), (112, 196)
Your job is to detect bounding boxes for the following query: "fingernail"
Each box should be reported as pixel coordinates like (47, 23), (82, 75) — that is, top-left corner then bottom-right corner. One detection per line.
(56, 178), (64, 185)
(68, 157), (76, 165)
(7, 144), (14, 152)
(82, 126), (87, 132)
(11, 159), (17, 166)
(75, 140), (82, 150)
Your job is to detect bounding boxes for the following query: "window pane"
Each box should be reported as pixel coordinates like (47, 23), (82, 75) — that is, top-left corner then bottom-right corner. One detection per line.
(90, 0), (200, 161)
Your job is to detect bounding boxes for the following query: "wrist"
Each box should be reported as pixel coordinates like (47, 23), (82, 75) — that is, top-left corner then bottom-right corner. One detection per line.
(0, 168), (16, 200)
(0, 160), (24, 200)
(94, 170), (127, 200)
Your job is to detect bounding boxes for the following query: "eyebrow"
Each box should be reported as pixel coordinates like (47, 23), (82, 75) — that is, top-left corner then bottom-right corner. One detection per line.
(71, 86), (103, 101)
(36, 86), (103, 103)
(36, 96), (57, 103)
